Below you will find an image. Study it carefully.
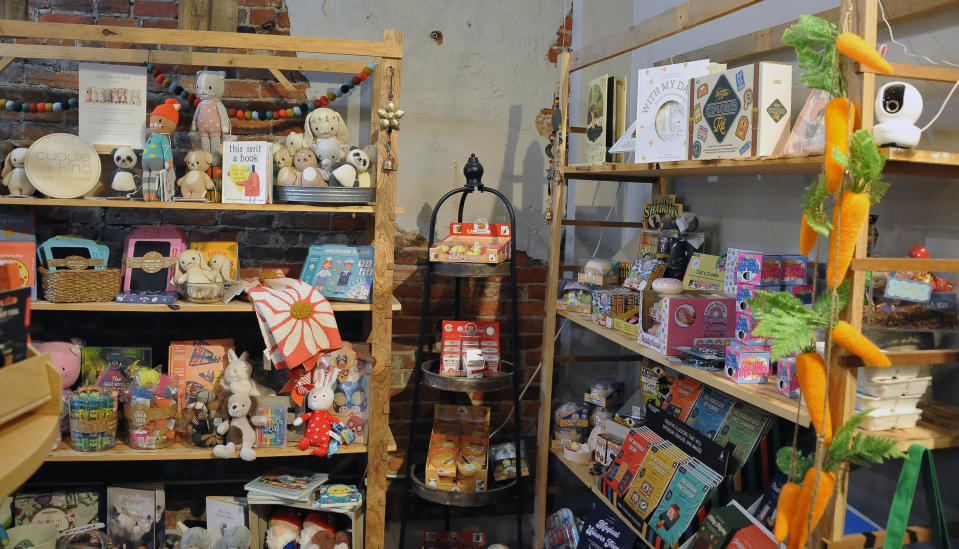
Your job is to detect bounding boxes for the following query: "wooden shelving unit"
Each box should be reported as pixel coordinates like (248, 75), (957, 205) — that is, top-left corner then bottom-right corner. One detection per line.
(32, 296), (401, 313)
(0, 20), (402, 549)
(533, 2), (959, 547)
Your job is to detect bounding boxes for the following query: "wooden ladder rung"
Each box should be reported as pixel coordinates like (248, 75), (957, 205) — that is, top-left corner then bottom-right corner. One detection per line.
(824, 522), (959, 549)
(568, 125), (586, 134)
(561, 219), (646, 228)
(860, 61), (959, 83)
(842, 348), (959, 367)
(850, 257), (959, 272)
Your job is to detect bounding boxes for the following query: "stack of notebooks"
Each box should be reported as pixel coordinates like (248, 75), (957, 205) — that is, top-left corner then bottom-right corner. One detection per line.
(244, 472), (329, 506)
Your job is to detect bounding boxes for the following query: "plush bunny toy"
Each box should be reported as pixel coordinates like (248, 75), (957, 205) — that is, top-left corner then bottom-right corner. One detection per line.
(220, 349), (260, 397)
(292, 368), (354, 457)
(208, 253), (233, 283)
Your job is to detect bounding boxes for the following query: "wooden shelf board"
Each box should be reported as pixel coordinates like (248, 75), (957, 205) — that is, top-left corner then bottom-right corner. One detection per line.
(0, 197), (409, 214)
(557, 310), (810, 426)
(867, 402), (959, 451)
(32, 296), (401, 313)
(550, 447), (652, 548)
(47, 440), (382, 462)
(560, 149), (959, 181)
(0, 414), (60, 500)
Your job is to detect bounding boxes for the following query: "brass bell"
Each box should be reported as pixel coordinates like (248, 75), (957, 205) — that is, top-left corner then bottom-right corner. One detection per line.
(382, 155), (395, 171)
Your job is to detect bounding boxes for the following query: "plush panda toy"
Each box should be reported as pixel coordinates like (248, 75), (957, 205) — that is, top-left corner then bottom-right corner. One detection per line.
(326, 147), (370, 188)
(110, 147), (140, 197)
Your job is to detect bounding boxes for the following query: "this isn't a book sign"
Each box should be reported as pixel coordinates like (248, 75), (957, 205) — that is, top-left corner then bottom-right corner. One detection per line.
(222, 141), (272, 204)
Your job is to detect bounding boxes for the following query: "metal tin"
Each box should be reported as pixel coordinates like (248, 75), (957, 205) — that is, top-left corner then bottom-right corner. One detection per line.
(274, 186), (375, 205)
(410, 464), (517, 507)
(431, 262), (511, 278)
(421, 360), (514, 392)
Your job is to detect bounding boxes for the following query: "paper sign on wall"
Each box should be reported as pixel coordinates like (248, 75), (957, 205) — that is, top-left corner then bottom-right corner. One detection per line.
(78, 63), (147, 149)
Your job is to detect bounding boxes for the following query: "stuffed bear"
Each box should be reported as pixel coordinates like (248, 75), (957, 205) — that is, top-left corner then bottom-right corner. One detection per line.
(211, 392), (266, 461)
(313, 138), (343, 169)
(177, 151), (215, 199)
(1, 148), (33, 196)
(285, 131), (305, 152)
(294, 148), (325, 187)
(109, 147), (140, 197)
(326, 147), (369, 188)
(274, 146), (298, 186)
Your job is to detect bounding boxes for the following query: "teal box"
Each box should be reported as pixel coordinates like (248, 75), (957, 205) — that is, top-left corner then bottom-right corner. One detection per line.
(300, 244), (374, 302)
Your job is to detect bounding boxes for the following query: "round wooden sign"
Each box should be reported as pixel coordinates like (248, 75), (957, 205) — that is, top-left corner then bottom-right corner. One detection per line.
(24, 133), (101, 198)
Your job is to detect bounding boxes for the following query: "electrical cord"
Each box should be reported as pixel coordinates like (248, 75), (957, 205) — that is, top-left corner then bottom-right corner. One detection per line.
(876, 0), (959, 132)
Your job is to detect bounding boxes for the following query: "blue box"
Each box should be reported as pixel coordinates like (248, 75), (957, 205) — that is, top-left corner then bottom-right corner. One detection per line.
(301, 245), (374, 302)
(781, 255), (809, 285)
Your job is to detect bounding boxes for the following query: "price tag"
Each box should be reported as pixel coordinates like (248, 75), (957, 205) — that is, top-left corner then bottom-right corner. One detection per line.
(884, 277), (933, 303)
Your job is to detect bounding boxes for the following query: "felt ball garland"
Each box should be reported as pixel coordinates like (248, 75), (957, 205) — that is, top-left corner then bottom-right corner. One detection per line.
(1, 62), (375, 121)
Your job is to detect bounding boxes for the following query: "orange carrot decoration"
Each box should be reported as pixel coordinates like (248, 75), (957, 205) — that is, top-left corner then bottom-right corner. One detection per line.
(824, 97), (853, 193)
(799, 214), (819, 256)
(774, 482), (802, 542)
(826, 191), (871, 288)
(836, 32), (893, 74)
(796, 352), (832, 445)
(832, 320), (892, 367)
(787, 467), (837, 549)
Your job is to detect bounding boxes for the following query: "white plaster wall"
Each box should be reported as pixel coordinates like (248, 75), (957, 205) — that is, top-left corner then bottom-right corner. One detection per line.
(287, 0), (569, 256)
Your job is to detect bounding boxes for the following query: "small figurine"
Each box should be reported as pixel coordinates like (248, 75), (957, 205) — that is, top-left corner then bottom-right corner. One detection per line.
(191, 71), (231, 165)
(265, 510), (301, 549)
(294, 148), (325, 186)
(1, 147), (34, 196)
(303, 108), (348, 147)
(177, 151), (215, 199)
(273, 146), (298, 186)
(313, 138), (343, 169)
(144, 98), (181, 202)
(874, 82), (923, 149)
(293, 368), (352, 457)
(109, 147), (140, 198)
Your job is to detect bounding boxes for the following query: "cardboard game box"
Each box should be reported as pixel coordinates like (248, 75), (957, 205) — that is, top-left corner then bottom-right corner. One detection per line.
(168, 339), (232, 403)
(428, 220), (511, 264)
(689, 62), (792, 160)
(639, 291), (735, 356)
(300, 244), (374, 302)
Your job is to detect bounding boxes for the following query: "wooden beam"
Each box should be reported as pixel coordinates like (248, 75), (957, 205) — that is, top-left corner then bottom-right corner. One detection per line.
(850, 257), (959, 271)
(0, 19), (403, 58)
(0, 43), (367, 74)
(862, 61), (959, 83)
(657, 0), (959, 67)
(0, 57), (14, 74)
(553, 355), (638, 362)
(571, 0), (761, 72)
(364, 28), (401, 549)
(842, 349), (959, 367)
(0, 1), (27, 21)
(824, 522), (959, 549)
(533, 50), (571, 549)
(268, 68), (305, 102)
(561, 219), (646, 228)
(179, 0), (238, 33)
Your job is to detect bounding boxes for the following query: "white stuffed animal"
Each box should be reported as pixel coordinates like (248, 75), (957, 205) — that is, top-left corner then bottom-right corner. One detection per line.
(211, 392), (266, 461)
(220, 349), (260, 397)
(177, 150), (215, 199)
(211, 526), (252, 549)
(2, 148), (34, 196)
(109, 147), (140, 197)
(208, 253), (233, 282)
(326, 147), (369, 188)
(303, 108), (348, 147)
(285, 131), (305, 152)
(172, 249), (217, 285)
(273, 146), (298, 186)
(313, 138), (343, 169)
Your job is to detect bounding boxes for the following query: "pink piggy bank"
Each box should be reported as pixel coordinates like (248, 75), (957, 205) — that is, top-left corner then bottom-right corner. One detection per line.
(34, 340), (84, 389)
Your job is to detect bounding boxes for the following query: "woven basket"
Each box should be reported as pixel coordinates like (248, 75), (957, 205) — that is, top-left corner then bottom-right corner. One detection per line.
(39, 267), (121, 303)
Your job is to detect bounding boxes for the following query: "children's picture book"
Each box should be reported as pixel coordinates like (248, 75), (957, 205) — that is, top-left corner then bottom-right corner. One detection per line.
(244, 472), (329, 500)
(168, 339), (232, 402)
(578, 497), (637, 549)
(0, 240), (36, 299)
(81, 346), (153, 392)
(300, 244), (374, 302)
(222, 141), (272, 204)
(106, 485), (165, 549)
(650, 461), (719, 546)
(204, 496), (247, 545)
(635, 60), (712, 163)
(584, 74), (627, 164)
(685, 501), (777, 549)
(685, 387), (734, 439)
(662, 376), (704, 421)
(713, 402), (771, 472)
(316, 484), (362, 507)
(641, 365), (675, 410)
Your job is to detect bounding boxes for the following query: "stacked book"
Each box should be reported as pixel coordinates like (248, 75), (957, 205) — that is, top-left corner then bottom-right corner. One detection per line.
(244, 472), (329, 506)
(313, 484), (363, 513)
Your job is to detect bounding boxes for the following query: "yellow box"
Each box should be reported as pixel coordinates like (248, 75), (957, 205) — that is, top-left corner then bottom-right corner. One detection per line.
(426, 433), (459, 479)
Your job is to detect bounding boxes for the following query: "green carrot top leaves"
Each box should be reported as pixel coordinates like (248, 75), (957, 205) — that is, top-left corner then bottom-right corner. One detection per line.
(802, 175), (833, 237)
(831, 129), (889, 202)
(782, 15), (843, 97)
(825, 410), (906, 469)
(748, 280), (850, 361)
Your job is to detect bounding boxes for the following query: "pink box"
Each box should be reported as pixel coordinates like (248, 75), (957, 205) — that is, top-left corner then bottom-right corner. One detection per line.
(776, 356), (800, 398)
(725, 341), (770, 383)
(781, 255), (809, 285)
(735, 312), (772, 346)
(639, 291), (735, 356)
(735, 284), (780, 316)
(121, 226), (186, 293)
(735, 253), (782, 286)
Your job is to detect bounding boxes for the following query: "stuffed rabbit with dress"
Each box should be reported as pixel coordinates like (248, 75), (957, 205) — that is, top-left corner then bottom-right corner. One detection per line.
(293, 368), (354, 457)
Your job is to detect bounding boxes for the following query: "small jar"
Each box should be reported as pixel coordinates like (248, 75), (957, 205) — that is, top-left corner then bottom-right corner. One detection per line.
(68, 387), (118, 452)
(124, 370), (179, 450)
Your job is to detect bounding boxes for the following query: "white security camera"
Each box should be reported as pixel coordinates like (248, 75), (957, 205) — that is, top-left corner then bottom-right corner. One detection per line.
(873, 82), (923, 148)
